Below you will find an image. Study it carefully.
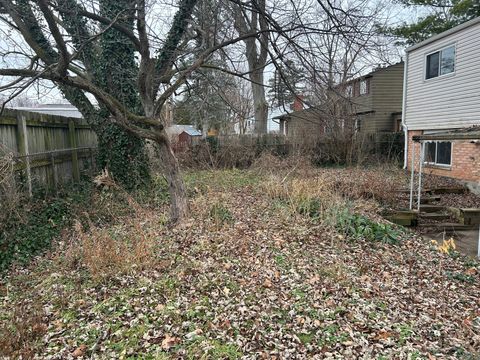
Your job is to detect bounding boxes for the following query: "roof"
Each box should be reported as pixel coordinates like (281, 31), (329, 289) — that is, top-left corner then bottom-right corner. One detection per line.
(182, 129), (202, 136)
(412, 126), (480, 141)
(10, 104), (83, 118)
(345, 62), (404, 83)
(406, 16), (480, 53)
(166, 124), (202, 136)
(272, 106), (320, 120)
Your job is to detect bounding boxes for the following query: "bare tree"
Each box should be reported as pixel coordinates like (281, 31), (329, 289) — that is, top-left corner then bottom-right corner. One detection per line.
(0, 0), (396, 221)
(0, 0), (276, 222)
(232, 0), (269, 134)
(221, 78), (254, 134)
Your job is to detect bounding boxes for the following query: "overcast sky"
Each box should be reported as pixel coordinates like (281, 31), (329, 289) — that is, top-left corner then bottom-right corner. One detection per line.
(0, 0), (425, 107)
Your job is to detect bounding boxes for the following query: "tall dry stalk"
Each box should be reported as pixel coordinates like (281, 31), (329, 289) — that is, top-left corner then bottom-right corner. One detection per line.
(0, 144), (21, 225)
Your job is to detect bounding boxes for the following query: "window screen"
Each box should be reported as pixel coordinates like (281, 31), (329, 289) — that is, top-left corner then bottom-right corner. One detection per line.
(424, 141), (452, 166)
(425, 142), (436, 163)
(426, 46), (455, 79)
(436, 142), (452, 165)
(426, 52), (440, 79)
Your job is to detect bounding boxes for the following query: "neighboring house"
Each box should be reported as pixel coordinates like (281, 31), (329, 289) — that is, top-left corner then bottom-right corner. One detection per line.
(274, 63), (404, 139)
(272, 97), (327, 139)
(274, 106), (326, 139)
(345, 62), (404, 133)
(403, 17), (480, 183)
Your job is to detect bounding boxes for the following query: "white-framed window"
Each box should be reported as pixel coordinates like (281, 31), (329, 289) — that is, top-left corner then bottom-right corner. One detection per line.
(424, 141), (452, 166)
(355, 116), (363, 132)
(345, 84), (353, 97)
(359, 79), (369, 95)
(425, 45), (455, 80)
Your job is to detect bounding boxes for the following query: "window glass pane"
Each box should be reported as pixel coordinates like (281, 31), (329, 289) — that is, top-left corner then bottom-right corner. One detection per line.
(425, 142), (436, 162)
(346, 85), (353, 97)
(440, 46), (455, 75)
(360, 80), (368, 95)
(426, 52), (440, 79)
(436, 142), (452, 165)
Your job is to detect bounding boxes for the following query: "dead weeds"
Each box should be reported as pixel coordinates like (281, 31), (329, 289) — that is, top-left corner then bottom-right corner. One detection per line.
(0, 166), (479, 359)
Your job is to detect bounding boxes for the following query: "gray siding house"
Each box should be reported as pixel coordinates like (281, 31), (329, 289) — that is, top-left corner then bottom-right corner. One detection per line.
(403, 16), (480, 183)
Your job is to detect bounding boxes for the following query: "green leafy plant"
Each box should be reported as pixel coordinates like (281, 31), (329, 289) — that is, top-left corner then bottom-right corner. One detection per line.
(334, 208), (402, 245)
(209, 203), (234, 226)
(0, 198), (71, 272)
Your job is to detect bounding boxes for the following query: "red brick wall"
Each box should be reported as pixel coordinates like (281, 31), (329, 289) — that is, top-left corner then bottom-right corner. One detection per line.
(407, 130), (480, 182)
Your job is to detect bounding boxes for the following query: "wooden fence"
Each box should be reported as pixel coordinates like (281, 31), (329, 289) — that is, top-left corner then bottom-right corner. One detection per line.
(0, 109), (97, 195)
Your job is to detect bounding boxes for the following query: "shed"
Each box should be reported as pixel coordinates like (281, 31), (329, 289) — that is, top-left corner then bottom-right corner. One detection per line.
(178, 128), (202, 145)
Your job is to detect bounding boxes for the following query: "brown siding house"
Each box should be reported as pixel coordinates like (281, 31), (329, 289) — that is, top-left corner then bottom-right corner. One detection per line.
(348, 62), (404, 133)
(274, 62), (404, 140)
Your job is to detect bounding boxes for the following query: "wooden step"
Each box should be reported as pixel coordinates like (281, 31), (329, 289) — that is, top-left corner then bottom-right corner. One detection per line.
(459, 208), (480, 225)
(420, 212), (450, 220)
(428, 187), (467, 195)
(419, 205), (446, 213)
(417, 222), (477, 231)
(395, 189), (432, 195)
(385, 210), (418, 226)
(420, 196), (441, 204)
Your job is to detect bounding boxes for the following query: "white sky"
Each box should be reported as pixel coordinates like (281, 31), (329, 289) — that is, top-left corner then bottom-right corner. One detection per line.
(0, 0), (425, 107)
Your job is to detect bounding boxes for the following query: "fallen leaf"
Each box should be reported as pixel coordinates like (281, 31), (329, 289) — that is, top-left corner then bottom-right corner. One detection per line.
(373, 330), (394, 341)
(161, 334), (180, 350)
(72, 344), (87, 357)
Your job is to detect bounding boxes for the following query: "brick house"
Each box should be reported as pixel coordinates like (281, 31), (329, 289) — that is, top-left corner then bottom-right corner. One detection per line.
(403, 17), (480, 184)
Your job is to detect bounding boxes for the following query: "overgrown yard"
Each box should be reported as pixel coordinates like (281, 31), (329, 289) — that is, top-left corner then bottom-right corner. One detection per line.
(1, 163), (479, 359)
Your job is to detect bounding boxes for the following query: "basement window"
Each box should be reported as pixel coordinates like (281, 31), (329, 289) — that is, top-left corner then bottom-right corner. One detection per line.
(426, 45), (455, 79)
(424, 141), (452, 166)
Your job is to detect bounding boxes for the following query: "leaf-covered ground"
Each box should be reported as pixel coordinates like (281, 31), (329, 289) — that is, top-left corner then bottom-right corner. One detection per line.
(1, 168), (479, 359)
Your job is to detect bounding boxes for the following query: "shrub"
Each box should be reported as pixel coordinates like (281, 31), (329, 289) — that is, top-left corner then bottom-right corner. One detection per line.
(209, 203), (234, 227)
(333, 208), (402, 245)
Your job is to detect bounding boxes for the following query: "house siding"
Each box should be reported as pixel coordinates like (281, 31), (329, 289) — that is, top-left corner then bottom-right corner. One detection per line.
(371, 63), (404, 132)
(404, 21), (480, 131)
(350, 62), (404, 133)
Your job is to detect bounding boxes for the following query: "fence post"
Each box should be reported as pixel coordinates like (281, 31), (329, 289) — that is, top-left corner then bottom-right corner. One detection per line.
(50, 152), (58, 194)
(68, 120), (80, 182)
(89, 147), (95, 177)
(17, 114), (32, 197)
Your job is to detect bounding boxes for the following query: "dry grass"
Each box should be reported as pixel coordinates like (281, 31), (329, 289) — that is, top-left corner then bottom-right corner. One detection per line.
(0, 144), (22, 225)
(251, 152), (315, 178)
(262, 174), (344, 220)
(0, 302), (46, 359)
(63, 219), (158, 281)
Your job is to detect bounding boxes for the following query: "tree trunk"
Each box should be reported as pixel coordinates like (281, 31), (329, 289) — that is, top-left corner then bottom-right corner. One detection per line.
(155, 135), (189, 223)
(250, 70), (268, 134)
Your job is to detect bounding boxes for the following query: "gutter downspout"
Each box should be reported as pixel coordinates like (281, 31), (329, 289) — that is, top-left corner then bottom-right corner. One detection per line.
(401, 54), (409, 169)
